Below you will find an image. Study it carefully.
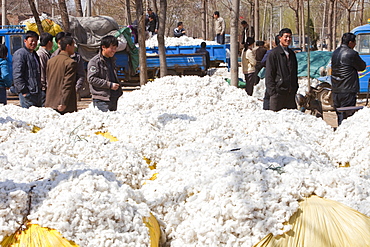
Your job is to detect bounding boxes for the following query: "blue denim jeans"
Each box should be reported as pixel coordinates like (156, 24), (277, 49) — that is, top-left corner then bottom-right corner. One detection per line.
(0, 87), (6, 105)
(19, 92), (43, 108)
(93, 97), (119, 112)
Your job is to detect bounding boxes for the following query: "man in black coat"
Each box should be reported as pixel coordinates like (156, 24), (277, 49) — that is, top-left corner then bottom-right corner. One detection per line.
(331, 32), (366, 126)
(265, 28), (298, 111)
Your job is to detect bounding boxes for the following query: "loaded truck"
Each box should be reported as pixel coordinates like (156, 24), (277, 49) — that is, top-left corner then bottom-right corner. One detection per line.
(1, 20), (229, 88)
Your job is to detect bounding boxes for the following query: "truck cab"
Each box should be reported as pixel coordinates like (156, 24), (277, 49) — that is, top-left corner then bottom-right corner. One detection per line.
(0, 26), (26, 81)
(351, 21), (370, 93)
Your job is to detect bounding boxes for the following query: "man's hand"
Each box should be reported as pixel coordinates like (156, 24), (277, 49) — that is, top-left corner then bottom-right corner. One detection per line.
(57, 105), (66, 112)
(111, 83), (120, 90)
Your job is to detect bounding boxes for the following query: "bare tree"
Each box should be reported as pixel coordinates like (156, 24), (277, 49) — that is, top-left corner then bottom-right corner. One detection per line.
(338, 0), (357, 32)
(136, 0), (148, 86)
(254, 0), (259, 40)
(58, 0), (70, 32)
(74, 0), (83, 17)
(158, 0), (167, 77)
(124, 0), (132, 25)
(27, 0), (44, 34)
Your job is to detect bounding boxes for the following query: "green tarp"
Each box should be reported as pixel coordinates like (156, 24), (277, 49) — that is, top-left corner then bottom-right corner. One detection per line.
(115, 27), (139, 73)
(296, 50), (332, 78)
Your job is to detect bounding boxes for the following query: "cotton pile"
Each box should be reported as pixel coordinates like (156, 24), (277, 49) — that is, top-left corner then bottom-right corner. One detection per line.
(145, 35), (218, 48)
(0, 75), (369, 246)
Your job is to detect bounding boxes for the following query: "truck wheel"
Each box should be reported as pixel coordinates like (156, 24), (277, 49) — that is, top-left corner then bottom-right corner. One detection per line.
(317, 89), (334, 111)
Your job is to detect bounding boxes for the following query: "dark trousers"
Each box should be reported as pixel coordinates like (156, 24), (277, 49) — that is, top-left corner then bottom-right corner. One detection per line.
(216, 33), (225, 44)
(18, 92), (42, 108)
(93, 97), (119, 112)
(263, 90), (270, 110)
(0, 87), (6, 105)
(333, 92), (357, 126)
(269, 92), (297, 111)
(244, 73), (255, 96)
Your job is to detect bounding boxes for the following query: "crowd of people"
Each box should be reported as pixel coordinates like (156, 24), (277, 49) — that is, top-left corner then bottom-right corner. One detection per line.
(240, 24), (365, 126)
(1, 10), (366, 126)
(9, 30), (123, 114)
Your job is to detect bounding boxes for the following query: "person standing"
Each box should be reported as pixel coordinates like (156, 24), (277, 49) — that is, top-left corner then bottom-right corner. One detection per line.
(261, 35), (280, 110)
(265, 28), (298, 111)
(45, 36), (77, 114)
(331, 32), (366, 125)
(214, 11), (226, 44)
(241, 37), (256, 96)
(146, 8), (159, 34)
(52, 32), (86, 99)
(88, 35), (123, 112)
(0, 44), (11, 105)
(174, 22), (186, 37)
(37, 32), (53, 106)
(254, 41), (267, 85)
(12, 31), (42, 108)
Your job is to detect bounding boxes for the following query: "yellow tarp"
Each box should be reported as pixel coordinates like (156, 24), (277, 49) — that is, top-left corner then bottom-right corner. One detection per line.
(1, 223), (79, 247)
(143, 213), (161, 247)
(24, 19), (63, 36)
(254, 195), (370, 247)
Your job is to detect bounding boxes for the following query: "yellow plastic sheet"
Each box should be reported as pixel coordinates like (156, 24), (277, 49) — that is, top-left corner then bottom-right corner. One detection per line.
(143, 213), (161, 247)
(95, 131), (119, 142)
(1, 223), (79, 247)
(254, 195), (370, 247)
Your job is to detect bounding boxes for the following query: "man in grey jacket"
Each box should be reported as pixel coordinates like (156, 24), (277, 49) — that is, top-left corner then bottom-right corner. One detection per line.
(88, 35), (122, 112)
(36, 32), (53, 106)
(12, 31), (42, 108)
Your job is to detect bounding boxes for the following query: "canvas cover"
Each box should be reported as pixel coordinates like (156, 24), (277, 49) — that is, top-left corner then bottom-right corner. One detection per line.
(253, 195), (370, 247)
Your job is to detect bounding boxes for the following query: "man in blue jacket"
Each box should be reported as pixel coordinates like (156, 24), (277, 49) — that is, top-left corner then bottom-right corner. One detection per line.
(331, 32), (366, 125)
(12, 31), (42, 108)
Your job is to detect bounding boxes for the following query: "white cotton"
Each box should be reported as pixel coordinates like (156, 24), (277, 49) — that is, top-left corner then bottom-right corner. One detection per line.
(0, 74), (369, 246)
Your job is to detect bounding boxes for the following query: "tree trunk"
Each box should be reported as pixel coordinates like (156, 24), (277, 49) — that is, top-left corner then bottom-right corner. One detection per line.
(74, 0), (83, 17)
(230, 0), (240, 87)
(320, 0), (327, 50)
(152, 0), (158, 16)
(136, 0), (148, 86)
(332, 0), (337, 50)
(27, 0), (44, 34)
(254, 0), (259, 40)
(202, 0), (207, 40)
(300, 0), (305, 51)
(347, 8), (351, 32)
(126, 0), (132, 25)
(58, 0), (70, 32)
(328, 0), (333, 51)
(360, 0), (364, 25)
(158, 0), (167, 77)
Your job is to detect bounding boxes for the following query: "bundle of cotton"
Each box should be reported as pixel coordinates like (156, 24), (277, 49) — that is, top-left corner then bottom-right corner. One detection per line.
(145, 35), (218, 48)
(0, 106), (152, 188)
(139, 109), (337, 246)
(27, 169), (151, 246)
(0, 180), (31, 241)
(322, 107), (370, 170)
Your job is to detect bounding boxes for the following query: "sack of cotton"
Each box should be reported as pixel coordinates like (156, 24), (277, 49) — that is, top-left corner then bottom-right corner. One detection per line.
(1, 170), (160, 247)
(253, 196), (370, 247)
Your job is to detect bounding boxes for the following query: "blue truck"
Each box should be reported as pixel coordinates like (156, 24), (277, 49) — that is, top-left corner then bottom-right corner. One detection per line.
(1, 25), (228, 87)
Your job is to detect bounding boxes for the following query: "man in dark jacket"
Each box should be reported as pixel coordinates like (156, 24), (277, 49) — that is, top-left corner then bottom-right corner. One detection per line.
(196, 42), (210, 70)
(88, 35), (123, 112)
(331, 32), (366, 126)
(265, 28), (298, 111)
(12, 31), (42, 108)
(174, 22), (186, 37)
